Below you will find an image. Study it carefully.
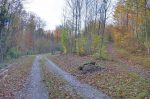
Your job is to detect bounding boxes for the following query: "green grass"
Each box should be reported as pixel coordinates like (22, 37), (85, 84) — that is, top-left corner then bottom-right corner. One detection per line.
(0, 55), (35, 70)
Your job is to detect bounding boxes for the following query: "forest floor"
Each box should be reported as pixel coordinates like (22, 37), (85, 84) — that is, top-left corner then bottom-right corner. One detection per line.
(44, 57), (109, 99)
(48, 45), (150, 98)
(0, 55), (109, 99)
(0, 55), (35, 98)
(0, 45), (149, 98)
(108, 44), (150, 78)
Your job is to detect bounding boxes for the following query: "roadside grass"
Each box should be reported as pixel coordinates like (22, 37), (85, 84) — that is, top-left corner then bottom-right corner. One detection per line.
(48, 54), (150, 98)
(115, 47), (150, 71)
(39, 59), (81, 99)
(0, 58), (18, 70)
(0, 63), (7, 70)
(0, 55), (35, 70)
(0, 55), (35, 97)
(44, 53), (52, 57)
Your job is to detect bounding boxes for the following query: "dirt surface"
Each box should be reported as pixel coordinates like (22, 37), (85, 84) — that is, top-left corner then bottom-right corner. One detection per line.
(16, 56), (48, 99)
(1, 53), (149, 98)
(49, 54), (94, 75)
(0, 56), (34, 98)
(45, 57), (110, 99)
(108, 44), (150, 78)
(48, 54), (150, 98)
(41, 60), (81, 99)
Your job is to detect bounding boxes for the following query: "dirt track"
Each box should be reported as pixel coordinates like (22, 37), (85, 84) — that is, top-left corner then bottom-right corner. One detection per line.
(45, 57), (110, 99)
(15, 56), (48, 99)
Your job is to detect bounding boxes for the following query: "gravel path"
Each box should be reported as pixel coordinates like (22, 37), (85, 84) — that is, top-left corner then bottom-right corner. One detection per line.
(45, 57), (110, 99)
(15, 56), (48, 99)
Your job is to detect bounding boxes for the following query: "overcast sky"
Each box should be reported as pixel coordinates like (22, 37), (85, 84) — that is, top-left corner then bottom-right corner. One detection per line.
(24, 0), (65, 30)
(24, 0), (117, 31)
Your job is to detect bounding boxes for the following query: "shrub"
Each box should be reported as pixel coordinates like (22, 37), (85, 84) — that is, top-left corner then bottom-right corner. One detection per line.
(7, 47), (21, 59)
(76, 36), (87, 56)
(61, 29), (68, 54)
(92, 34), (101, 53)
(93, 46), (108, 60)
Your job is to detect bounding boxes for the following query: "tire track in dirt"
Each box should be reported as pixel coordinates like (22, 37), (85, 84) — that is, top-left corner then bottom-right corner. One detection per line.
(15, 56), (48, 99)
(45, 57), (110, 99)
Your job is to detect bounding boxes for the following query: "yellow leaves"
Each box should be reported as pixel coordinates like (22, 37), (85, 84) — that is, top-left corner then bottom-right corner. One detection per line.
(63, 46), (67, 54)
(13, 16), (20, 29)
(144, 41), (150, 47)
(92, 34), (101, 51)
(76, 36), (87, 55)
(113, 0), (150, 51)
(61, 30), (68, 53)
(114, 3), (126, 17)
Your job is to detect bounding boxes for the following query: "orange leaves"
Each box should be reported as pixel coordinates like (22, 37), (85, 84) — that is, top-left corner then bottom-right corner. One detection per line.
(54, 30), (61, 42)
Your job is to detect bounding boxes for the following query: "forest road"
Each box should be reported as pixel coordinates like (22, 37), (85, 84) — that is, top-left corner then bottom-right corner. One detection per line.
(15, 55), (109, 99)
(45, 57), (110, 99)
(15, 56), (48, 99)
